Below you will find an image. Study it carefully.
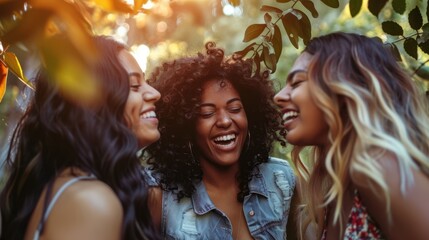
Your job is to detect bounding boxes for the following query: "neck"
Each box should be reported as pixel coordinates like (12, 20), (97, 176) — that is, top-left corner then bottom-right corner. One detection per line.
(200, 161), (239, 189)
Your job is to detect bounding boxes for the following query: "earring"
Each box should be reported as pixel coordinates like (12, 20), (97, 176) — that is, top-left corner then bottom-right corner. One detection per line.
(244, 131), (251, 153)
(188, 141), (198, 164)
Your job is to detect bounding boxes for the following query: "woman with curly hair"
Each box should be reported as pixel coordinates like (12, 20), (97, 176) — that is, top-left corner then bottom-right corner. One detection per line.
(274, 32), (429, 239)
(0, 36), (161, 240)
(145, 42), (295, 239)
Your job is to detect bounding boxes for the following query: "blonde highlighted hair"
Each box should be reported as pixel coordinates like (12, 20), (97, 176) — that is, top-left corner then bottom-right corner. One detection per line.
(293, 32), (429, 239)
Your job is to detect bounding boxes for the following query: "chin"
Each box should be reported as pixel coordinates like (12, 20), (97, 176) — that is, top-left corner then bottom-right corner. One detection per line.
(138, 133), (160, 148)
(286, 135), (304, 146)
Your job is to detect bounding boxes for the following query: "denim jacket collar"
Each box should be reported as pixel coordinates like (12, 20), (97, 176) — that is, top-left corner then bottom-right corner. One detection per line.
(191, 172), (269, 215)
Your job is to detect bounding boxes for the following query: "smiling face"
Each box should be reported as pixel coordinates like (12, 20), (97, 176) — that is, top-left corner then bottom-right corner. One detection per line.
(118, 50), (161, 148)
(274, 52), (329, 146)
(195, 79), (248, 169)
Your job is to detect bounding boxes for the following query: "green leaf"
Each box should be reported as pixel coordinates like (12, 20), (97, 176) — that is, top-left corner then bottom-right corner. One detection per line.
(263, 46), (277, 72)
(281, 12), (299, 48)
(368, 0), (388, 17)
(415, 65), (429, 80)
(392, 0), (406, 14)
(295, 10), (311, 44)
(301, 1), (318, 18)
(404, 38), (418, 59)
(40, 36), (101, 106)
(419, 40), (429, 54)
(243, 24), (266, 42)
(382, 21), (403, 36)
(264, 13), (272, 24)
(349, 0), (362, 17)
(234, 42), (257, 58)
(321, 0), (339, 8)
(409, 6), (423, 30)
(0, 60), (7, 102)
(418, 23), (429, 44)
(272, 25), (283, 61)
(4, 51), (33, 89)
(260, 5), (282, 14)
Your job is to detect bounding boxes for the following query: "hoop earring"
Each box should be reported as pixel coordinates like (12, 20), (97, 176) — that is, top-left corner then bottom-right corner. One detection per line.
(188, 141), (198, 164)
(244, 131), (251, 153)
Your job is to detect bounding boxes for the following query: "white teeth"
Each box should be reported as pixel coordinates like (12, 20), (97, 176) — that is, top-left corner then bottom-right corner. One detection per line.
(141, 111), (157, 119)
(214, 134), (236, 142)
(282, 111), (298, 121)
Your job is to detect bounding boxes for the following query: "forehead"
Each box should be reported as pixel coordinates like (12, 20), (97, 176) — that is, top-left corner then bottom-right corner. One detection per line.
(290, 52), (313, 73)
(200, 79), (239, 100)
(117, 50), (145, 77)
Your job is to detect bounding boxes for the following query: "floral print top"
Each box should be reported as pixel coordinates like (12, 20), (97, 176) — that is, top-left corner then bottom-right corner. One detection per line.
(321, 190), (385, 240)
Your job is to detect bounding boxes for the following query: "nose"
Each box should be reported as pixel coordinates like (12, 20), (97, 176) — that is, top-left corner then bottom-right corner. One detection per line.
(142, 83), (161, 102)
(216, 110), (232, 128)
(274, 85), (291, 106)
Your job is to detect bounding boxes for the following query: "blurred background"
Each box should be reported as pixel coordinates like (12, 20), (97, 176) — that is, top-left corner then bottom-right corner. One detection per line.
(1, 0), (428, 178)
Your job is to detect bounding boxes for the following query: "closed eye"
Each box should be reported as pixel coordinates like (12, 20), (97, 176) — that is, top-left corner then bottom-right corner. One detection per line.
(291, 80), (304, 89)
(199, 111), (214, 118)
(228, 106), (242, 113)
(131, 85), (141, 91)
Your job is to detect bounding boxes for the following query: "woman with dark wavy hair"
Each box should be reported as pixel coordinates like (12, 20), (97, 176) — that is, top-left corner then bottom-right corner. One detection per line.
(0, 36), (161, 240)
(275, 32), (429, 239)
(145, 42), (295, 239)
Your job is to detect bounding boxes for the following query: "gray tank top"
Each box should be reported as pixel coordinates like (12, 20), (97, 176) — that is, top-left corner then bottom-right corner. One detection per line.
(33, 175), (96, 240)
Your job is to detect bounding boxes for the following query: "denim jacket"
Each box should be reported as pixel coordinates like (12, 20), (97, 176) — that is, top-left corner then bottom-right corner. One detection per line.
(145, 157), (296, 240)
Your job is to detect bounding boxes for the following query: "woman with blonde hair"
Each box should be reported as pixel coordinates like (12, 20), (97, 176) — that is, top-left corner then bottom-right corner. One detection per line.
(274, 32), (429, 239)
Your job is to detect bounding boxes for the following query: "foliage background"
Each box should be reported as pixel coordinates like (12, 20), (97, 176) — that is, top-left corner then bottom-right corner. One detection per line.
(1, 0), (428, 174)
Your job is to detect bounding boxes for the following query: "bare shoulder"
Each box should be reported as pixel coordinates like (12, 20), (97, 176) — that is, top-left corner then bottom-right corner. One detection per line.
(350, 152), (429, 240)
(43, 179), (123, 240)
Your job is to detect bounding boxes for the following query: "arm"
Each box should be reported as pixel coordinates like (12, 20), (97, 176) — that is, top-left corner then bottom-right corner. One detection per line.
(352, 153), (429, 240)
(42, 180), (123, 240)
(148, 186), (163, 231)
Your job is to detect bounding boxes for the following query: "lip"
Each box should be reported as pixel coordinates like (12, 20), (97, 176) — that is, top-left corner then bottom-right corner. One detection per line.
(280, 108), (299, 131)
(283, 117), (297, 131)
(212, 130), (238, 139)
(140, 106), (156, 115)
(211, 130), (239, 152)
(140, 107), (159, 125)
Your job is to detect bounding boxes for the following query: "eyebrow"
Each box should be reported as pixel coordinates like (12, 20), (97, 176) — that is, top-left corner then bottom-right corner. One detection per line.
(128, 72), (145, 80)
(200, 98), (242, 107)
(286, 70), (306, 83)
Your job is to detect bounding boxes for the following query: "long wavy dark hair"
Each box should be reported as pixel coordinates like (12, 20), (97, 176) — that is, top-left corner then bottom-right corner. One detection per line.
(147, 42), (284, 202)
(0, 36), (159, 240)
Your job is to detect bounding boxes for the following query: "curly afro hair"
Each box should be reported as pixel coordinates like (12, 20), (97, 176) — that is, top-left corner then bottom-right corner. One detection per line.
(147, 42), (284, 202)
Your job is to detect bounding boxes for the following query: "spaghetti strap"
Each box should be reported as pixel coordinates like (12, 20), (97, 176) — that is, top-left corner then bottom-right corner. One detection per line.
(33, 175), (96, 240)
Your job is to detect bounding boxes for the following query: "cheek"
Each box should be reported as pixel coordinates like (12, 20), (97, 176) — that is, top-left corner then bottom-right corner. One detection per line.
(236, 114), (248, 130)
(195, 120), (210, 140)
(123, 94), (141, 125)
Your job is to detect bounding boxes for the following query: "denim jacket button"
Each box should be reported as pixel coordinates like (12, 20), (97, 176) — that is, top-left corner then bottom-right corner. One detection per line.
(249, 210), (255, 216)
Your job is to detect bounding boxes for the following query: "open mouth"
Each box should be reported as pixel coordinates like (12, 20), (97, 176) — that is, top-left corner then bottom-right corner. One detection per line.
(140, 111), (157, 119)
(213, 133), (236, 146)
(282, 111), (298, 124)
